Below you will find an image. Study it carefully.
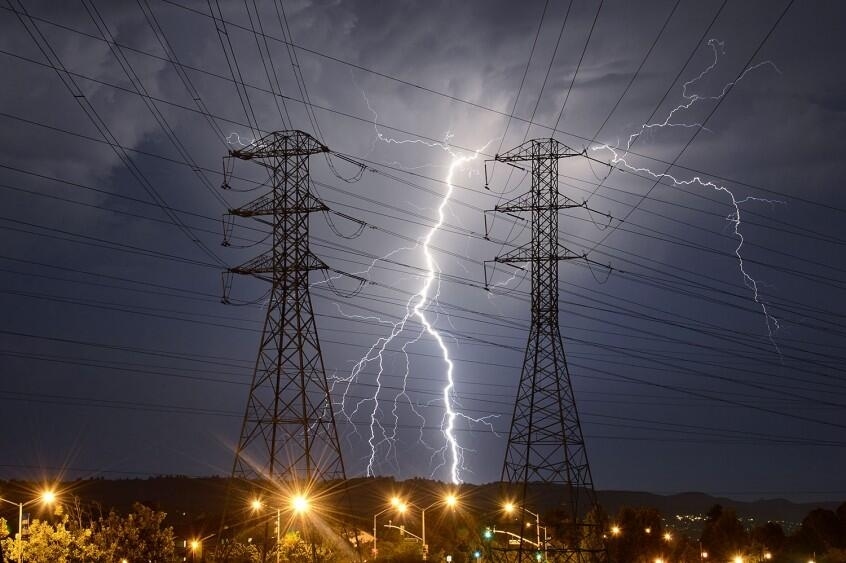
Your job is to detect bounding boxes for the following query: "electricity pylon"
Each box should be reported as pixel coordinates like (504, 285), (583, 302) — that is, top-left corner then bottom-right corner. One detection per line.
(223, 130), (347, 487)
(485, 139), (607, 563)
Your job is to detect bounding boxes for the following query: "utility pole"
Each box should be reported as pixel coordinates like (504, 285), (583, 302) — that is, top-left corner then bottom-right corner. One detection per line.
(485, 139), (607, 563)
(222, 130), (349, 555)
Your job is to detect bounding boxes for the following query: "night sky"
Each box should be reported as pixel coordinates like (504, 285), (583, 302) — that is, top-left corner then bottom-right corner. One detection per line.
(1, 0), (844, 504)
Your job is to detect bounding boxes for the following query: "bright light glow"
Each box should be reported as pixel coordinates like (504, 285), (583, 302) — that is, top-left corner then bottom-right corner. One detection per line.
(503, 502), (515, 514)
(701, 552), (709, 559)
(655, 559), (664, 563)
(41, 490), (56, 504)
(444, 493), (458, 508)
(733, 556), (743, 563)
(291, 494), (309, 514)
(644, 527), (652, 534)
(397, 502), (408, 514)
(663, 532), (672, 541)
(611, 525), (621, 536)
(250, 498), (262, 511)
(764, 553), (772, 560)
(190, 540), (200, 551)
(390, 496), (403, 507)
(335, 95), (499, 483)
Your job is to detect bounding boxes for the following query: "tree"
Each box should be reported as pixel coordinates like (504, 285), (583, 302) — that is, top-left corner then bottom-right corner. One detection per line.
(209, 539), (262, 563)
(606, 506), (665, 563)
(89, 502), (175, 562)
(275, 531), (338, 563)
(750, 521), (786, 555)
(1, 516), (100, 563)
(700, 505), (748, 562)
(794, 508), (844, 553)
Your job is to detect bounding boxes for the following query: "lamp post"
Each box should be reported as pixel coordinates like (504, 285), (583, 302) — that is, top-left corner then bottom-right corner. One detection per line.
(417, 492), (457, 561)
(373, 496), (405, 560)
(0, 489), (56, 563)
(503, 502), (545, 561)
(252, 493), (310, 563)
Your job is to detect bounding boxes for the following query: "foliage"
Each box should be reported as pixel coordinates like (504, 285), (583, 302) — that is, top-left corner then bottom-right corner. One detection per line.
(700, 505), (748, 562)
(89, 502), (175, 562)
(209, 539), (262, 562)
(0, 501), (174, 563)
(1, 516), (99, 563)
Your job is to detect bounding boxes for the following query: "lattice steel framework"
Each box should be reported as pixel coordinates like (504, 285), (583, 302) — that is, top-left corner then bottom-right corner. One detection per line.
(224, 130), (347, 485)
(486, 139), (605, 563)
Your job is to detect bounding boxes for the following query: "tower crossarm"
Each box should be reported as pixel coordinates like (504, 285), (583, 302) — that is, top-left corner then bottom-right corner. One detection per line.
(491, 138), (582, 163)
(229, 130), (328, 160)
(228, 250), (327, 276)
(494, 190), (583, 214)
(493, 242), (584, 265)
(228, 191), (328, 218)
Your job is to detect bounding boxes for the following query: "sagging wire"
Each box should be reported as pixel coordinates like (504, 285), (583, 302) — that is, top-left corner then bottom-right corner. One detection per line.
(324, 210), (370, 239)
(325, 152), (367, 183)
(322, 268), (367, 299)
(583, 255), (614, 285)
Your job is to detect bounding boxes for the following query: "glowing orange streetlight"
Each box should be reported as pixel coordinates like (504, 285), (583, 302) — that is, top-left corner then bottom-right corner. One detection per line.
(290, 493), (310, 514)
(417, 492), (460, 561)
(610, 525), (621, 536)
(663, 532), (673, 541)
(501, 501), (547, 561)
(0, 489), (57, 563)
(374, 497), (407, 558)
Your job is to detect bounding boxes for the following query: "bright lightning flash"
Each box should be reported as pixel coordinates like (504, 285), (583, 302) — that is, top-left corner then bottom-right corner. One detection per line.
(591, 39), (784, 351)
(331, 91), (498, 484)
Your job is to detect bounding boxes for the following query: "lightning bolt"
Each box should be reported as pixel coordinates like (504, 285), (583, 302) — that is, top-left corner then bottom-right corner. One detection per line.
(327, 88), (498, 483)
(591, 39), (784, 352)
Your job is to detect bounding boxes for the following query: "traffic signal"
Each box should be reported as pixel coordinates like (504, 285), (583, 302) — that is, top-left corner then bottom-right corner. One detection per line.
(483, 527), (493, 540)
(473, 550), (482, 559)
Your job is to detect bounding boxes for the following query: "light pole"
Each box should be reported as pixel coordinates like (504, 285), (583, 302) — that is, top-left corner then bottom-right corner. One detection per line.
(373, 496), (405, 560)
(417, 492), (458, 561)
(503, 502), (546, 561)
(252, 493), (310, 563)
(0, 489), (56, 563)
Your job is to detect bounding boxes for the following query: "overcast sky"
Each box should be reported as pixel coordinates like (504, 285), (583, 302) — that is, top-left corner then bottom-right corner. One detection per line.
(1, 0), (844, 504)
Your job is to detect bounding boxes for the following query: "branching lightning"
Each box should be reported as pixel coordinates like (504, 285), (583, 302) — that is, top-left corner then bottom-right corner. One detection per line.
(591, 39), (785, 351)
(329, 90), (498, 483)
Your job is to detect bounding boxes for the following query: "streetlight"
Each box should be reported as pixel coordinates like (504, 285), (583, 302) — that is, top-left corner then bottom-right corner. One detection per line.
(190, 539), (200, 562)
(417, 492), (459, 561)
(663, 532), (673, 542)
(373, 496), (404, 559)
(291, 494), (310, 515)
(251, 499), (280, 563)
(502, 502), (547, 562)
(610, 525), (621, 537)
(0, 489), (56, 563)
(252, 494), (309, 563)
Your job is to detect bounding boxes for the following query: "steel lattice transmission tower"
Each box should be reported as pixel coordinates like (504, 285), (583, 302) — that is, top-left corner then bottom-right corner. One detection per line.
(485, 139), (606, 563)
(223, 130), (348, 487)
